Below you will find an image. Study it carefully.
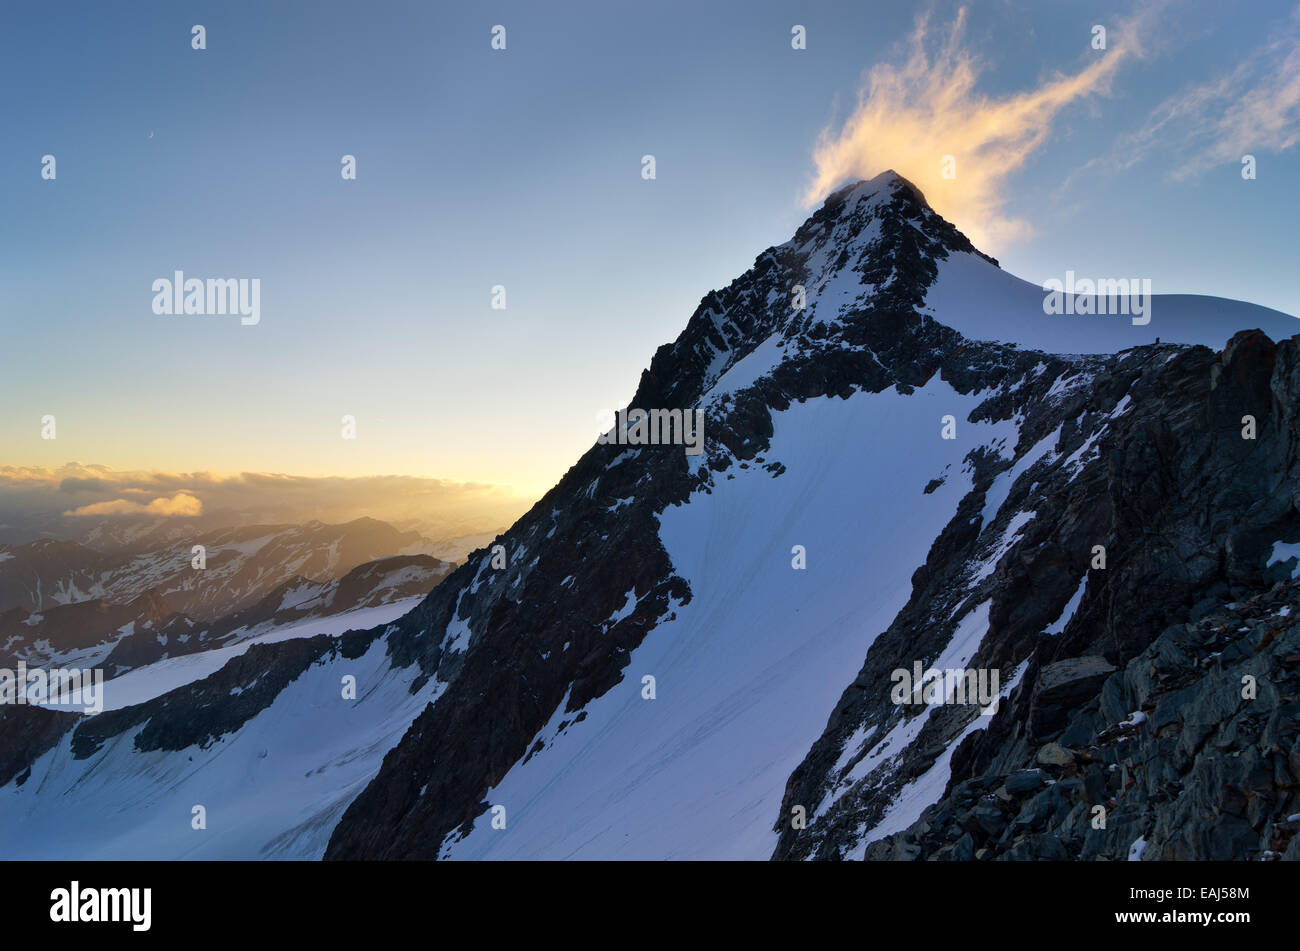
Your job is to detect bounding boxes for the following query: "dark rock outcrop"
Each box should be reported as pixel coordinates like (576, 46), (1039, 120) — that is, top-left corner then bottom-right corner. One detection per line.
(777, 329), (1300, 860)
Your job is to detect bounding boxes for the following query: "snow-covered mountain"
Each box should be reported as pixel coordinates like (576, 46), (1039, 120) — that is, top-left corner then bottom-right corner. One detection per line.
(0, 516), (438, 622)
(0, 517), (454, 691)
(2, 549), (452, 684)
(4, 172), (1299, 861)
(92, 553), (454, 681)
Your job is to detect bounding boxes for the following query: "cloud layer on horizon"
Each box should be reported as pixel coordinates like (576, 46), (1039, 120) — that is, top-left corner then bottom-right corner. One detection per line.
(0, 463), (532, 545)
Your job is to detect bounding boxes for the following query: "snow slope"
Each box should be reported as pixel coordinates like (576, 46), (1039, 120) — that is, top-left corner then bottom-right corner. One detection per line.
(924, 250), (1300, 354)
(0, 617), (440, 860)
(38, 597), (426, 714)
(438, 378), (1018, 858)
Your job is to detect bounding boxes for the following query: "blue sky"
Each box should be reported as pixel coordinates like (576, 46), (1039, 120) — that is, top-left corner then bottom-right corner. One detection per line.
(2, 0), (1298, 496)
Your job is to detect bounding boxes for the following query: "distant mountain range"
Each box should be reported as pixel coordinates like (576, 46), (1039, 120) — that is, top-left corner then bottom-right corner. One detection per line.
(0, 516), (459, 681)
(0, 515), (466, 620)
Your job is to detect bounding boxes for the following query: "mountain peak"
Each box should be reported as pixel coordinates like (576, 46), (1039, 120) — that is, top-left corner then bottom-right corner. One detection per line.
(820, 169), (931, 219)
(632, 168), (992, 413)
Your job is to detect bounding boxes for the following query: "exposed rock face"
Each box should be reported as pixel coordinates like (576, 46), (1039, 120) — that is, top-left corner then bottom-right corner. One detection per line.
(0, 704), (79, 787)
(855, 581), (1300, 861)
(71, 634), (362, 759)
(776, 328), (1300, 860)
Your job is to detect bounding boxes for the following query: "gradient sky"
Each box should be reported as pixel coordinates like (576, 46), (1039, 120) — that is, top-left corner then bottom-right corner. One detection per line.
(3, 0), (1298, 498)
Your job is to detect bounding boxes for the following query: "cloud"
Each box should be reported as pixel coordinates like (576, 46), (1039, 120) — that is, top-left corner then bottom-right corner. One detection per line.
(65, 492), (203, 518)
(803, 6), (1152, 249)
(1118, 6), (1300, 179)
(58, 477), (111, 494)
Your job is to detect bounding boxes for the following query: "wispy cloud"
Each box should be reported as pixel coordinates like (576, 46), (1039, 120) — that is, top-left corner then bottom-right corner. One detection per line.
(1118, 6), (1300, 179)
(803, 5), (1155, 249)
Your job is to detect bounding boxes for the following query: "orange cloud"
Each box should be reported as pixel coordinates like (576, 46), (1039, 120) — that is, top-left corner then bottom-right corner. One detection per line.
(65, 492), (203, 518)
(803, 6), (1151, 250)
